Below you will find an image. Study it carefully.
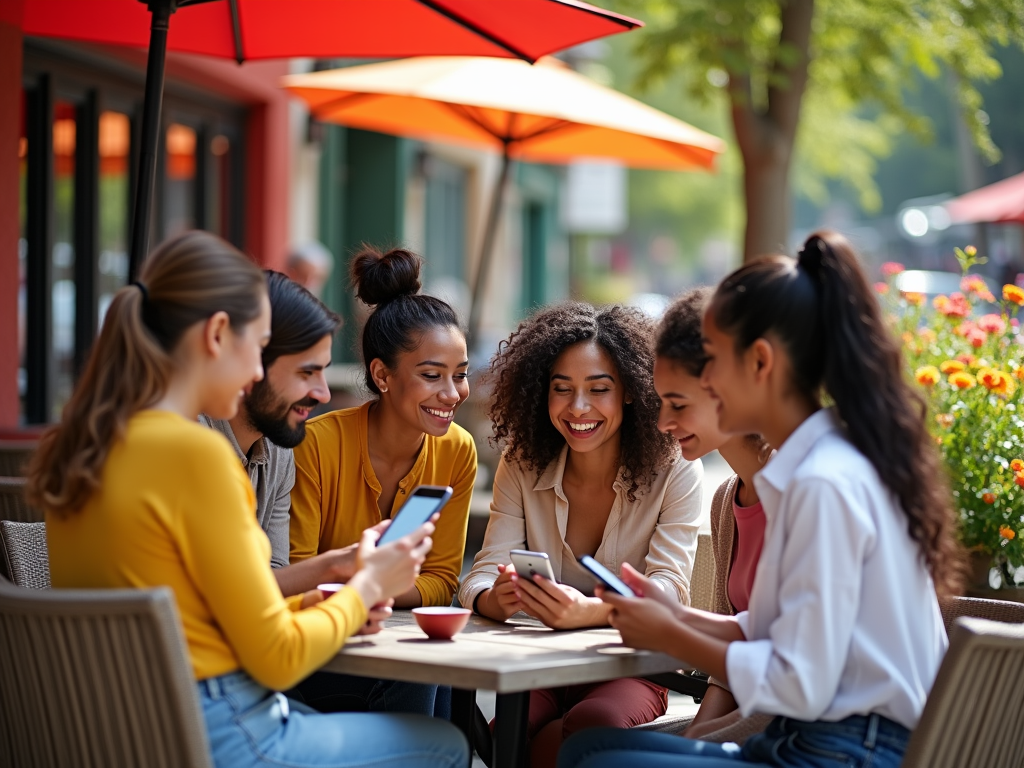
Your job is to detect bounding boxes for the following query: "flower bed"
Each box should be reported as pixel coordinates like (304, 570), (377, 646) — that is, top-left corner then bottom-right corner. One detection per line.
(883, 248), (1024, 589)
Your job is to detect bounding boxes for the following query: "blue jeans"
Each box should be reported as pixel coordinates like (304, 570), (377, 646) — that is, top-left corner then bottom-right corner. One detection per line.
(290, 671), (451, 719)
(558, 714), (910, 768)
(198, 670), (468, 768)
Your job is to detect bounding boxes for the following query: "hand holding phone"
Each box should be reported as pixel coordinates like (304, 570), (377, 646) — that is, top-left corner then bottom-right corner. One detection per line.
(578, 555), (635, 597)
(509, 549), (557, 583)
(376, 485), (453, 547)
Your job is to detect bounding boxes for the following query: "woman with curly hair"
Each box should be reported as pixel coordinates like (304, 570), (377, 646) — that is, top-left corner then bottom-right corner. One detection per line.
(459, 302), (703, 768)
(561, 231), (960, 768)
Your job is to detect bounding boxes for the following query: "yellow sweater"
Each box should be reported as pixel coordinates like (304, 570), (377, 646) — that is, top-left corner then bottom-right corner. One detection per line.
(47, 410), (368, 691)
(291, 401), (477, 606)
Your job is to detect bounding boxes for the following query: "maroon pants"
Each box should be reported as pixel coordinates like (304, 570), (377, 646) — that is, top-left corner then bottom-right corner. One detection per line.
(526, 678), (668, 768)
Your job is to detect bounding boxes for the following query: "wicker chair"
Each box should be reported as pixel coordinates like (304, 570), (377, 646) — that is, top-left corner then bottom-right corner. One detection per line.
(0, 521), (50, 589)
(0, 441), (36, 477)
(0, 477), (42, 524)
(902, 616), (1024, 768)
(0, 578), (213, 768)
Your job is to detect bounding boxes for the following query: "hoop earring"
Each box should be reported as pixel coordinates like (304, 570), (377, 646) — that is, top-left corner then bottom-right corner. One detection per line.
(380, 386), (388, 393)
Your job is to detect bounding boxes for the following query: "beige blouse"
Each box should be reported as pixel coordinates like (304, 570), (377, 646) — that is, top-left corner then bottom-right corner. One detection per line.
(458, 447), (703, 610)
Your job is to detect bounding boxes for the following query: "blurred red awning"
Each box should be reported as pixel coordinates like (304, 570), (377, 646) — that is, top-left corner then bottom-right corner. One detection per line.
(21, 0), (641, 64)
(945, 171), (1024, 225)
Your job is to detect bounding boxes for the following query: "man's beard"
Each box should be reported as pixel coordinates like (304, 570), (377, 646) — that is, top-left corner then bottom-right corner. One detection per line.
(244, 380), (318, 449)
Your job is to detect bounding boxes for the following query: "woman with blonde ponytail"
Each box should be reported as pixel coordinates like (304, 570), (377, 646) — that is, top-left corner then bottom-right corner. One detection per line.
(30, 231), (468, 768)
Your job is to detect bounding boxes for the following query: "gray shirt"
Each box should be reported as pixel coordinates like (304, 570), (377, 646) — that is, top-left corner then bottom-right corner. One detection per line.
(200, 415), (295, 569)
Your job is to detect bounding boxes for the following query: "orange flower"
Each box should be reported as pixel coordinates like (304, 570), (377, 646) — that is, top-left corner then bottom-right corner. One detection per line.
(978, 368), (1015, 396)
(1012, 459), (1024, 472)
(902, 291), (925, 306)
(983, 492), (996, 504)
(935, 413), (955, 428)
(874, 282), (889, 295)
(1000, 525), (1016, 540)
(940, 360), (965, 374)
(1004, 284), (1024, 305)
(915, 366), (940, 386)
(961, 275), (995, 302)
(949, 371), (977, 389)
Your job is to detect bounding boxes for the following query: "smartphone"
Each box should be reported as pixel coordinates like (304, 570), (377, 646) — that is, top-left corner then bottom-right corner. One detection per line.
(376, 485), (453, 547)
(509, 549), (557, 582)
(578, 555), (635, 597)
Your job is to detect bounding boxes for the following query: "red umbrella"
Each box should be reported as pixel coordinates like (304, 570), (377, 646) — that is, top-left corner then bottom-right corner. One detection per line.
(22, 0), (641, 277)
(945, 171), (1024, 226)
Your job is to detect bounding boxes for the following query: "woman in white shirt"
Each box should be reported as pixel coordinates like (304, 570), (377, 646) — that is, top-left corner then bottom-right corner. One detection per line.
(558, 232), (961, 768)
(459, 302), (703, 768)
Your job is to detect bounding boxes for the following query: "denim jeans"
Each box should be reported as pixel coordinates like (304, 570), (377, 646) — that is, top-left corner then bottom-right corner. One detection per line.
(198, 670), (468, 768)
(290, 671), (451, 719)
(558, 714), (911, 768)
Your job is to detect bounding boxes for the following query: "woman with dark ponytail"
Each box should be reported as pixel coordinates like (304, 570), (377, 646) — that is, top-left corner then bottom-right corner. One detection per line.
(559, 231), (959, 768)
(289, 246), (476, 717)
(32, 231), (467, 768)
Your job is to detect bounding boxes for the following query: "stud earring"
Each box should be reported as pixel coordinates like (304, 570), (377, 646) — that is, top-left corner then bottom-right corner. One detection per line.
(380, 386), (388, 393)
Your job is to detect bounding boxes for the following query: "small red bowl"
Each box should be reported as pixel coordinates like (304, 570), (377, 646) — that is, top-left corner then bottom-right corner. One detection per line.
(412, 607), (471, 640)
(317, 583), (345, 598)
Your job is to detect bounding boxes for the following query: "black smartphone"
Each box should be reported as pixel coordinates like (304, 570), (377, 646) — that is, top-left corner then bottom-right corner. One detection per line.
(578, 555), (636, 597)
(376, 485), (453, 546)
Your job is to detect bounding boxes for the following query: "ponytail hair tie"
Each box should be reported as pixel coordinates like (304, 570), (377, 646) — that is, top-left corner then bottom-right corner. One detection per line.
(132, 281), (149, 302)
(798, 235), (828, 280)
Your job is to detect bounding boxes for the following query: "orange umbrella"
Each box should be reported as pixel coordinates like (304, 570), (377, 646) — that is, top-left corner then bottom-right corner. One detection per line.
(284, 56), (725, 341)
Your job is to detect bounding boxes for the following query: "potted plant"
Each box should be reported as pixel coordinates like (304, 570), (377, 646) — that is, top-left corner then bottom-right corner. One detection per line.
(882, 247), (1024, 592)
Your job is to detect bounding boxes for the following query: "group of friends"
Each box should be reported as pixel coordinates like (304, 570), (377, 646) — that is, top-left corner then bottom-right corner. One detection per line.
(26, 228), (960, 768)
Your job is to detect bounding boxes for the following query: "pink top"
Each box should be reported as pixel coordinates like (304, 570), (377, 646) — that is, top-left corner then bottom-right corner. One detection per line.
(727, 493), (766, 613)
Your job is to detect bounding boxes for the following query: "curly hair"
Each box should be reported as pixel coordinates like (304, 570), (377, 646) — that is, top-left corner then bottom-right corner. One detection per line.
(655, 286), (713, 377)
(488, 302), (677, 501)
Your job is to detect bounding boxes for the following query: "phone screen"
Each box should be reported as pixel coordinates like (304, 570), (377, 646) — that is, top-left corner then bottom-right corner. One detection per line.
(376, 487), (450, 546)
(579, 555), (635, 597)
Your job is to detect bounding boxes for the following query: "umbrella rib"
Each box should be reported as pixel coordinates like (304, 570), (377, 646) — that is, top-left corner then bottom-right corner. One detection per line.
(414, 0), (537, 63)
(441, 102), (507, 142)
(228, 0), (245, 64)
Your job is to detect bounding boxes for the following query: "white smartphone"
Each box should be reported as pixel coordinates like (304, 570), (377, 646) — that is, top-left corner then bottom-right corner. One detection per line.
(509, 549), (557, 582)
(376, 485), (453, 546)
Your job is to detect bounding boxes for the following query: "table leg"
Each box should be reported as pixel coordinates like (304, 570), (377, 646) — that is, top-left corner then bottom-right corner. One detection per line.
(493, 691), (530, 768)
(451, 687), (477, 767)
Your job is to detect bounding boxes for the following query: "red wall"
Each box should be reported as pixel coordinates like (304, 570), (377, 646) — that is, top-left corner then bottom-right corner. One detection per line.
(0, 17), (292, 428)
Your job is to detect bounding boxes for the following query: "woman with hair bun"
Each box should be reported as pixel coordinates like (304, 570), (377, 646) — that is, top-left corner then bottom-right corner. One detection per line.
(34, 231), (468, 768)
(290, 246), (476, 717)
(459, 302), (703, 768)
(559, 231), (959, 768)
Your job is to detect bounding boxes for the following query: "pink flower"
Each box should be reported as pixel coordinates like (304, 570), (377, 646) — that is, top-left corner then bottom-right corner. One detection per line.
(977, 314), (1007, 334)
(966, 328), (987, 348)
(938, 292), (971, 318)
(881, 262), (905, 277)
(874, 282), (889, 295)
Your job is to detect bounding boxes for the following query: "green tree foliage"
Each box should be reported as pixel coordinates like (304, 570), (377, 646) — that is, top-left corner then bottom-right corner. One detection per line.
(615, 0), (1024, 260)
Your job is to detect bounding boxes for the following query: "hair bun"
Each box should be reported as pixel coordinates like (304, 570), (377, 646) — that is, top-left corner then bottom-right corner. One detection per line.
(350, 246), (422, 307)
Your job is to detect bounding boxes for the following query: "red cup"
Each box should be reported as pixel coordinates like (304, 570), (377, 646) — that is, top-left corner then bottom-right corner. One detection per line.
(412, 607), (471, 640)
(317, 583), (345, 598)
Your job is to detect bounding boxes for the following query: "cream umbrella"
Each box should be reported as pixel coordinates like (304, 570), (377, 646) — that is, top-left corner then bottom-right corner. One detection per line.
(284, 56), (726, 342)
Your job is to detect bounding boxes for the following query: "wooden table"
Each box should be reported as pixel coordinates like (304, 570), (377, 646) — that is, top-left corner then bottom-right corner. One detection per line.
(321, 610), (687, 768)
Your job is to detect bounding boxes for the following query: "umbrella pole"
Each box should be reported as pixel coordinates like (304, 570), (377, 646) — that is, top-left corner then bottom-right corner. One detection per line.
(128, 0), (177, 281)
(467, 143), (512, 351)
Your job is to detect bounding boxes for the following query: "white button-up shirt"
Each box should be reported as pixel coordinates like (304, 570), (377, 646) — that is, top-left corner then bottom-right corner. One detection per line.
(726, 409), (947, 730)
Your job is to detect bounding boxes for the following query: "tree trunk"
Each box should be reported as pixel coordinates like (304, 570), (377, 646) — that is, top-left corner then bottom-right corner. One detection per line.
(741, 146), (793, 260)
(729, 0), (816, 262)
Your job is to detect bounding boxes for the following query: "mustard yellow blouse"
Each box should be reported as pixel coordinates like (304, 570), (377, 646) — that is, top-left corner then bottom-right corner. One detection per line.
(47, 410), (368, 691)
(290, 400), (477, 606)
